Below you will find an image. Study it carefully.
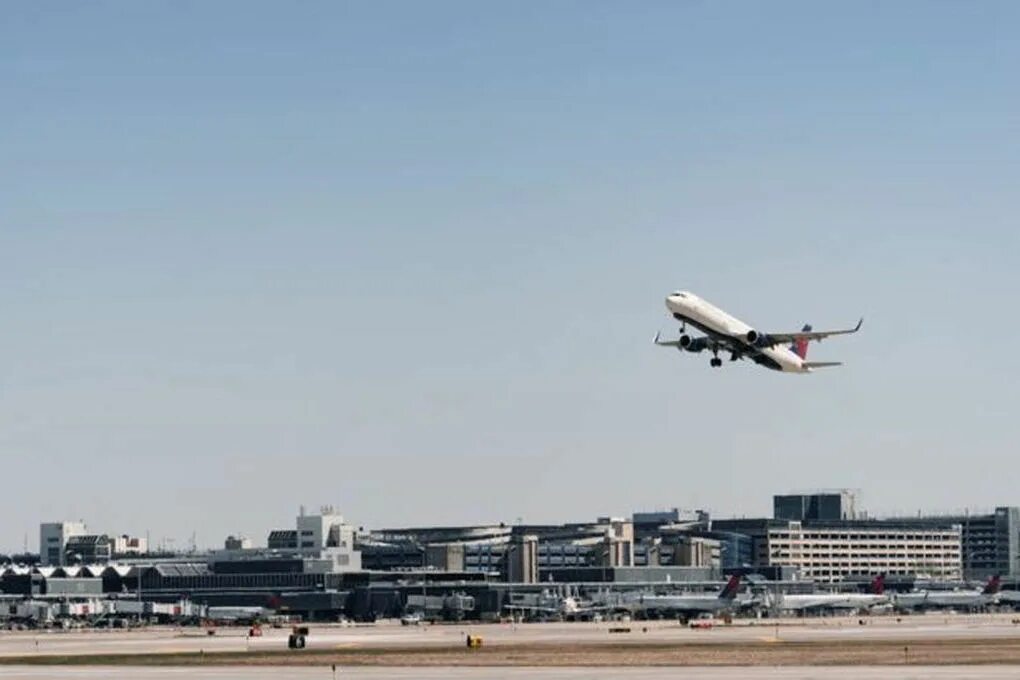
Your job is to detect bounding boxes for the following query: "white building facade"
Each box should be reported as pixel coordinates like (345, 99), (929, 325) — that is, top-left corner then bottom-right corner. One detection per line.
(763, 521), (963, 582)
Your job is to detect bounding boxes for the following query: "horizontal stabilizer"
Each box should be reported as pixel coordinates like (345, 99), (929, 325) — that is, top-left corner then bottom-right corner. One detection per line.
(803, 361), (842, 369)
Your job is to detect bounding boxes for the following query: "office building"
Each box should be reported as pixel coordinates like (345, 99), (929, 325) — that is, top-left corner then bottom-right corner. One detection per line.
(887, 507), (1020, 580)
(714, 517), (962, 582)
(774, 491), (858, 522)
(39, 522), (87, 566)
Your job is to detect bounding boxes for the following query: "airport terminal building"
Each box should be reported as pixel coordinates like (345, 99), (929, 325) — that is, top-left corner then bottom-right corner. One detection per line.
(8, 495), (1016, 624)
(715, 493), (967, 582)
(713, 517), (963, 582)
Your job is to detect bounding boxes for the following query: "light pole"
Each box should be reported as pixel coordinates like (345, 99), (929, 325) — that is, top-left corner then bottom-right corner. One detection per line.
(421, 542), (427, 621)
(507, 542), (515, 628)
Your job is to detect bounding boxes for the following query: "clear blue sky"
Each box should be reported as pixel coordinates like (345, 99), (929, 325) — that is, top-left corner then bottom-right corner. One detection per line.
(2, 1), (1018, 552)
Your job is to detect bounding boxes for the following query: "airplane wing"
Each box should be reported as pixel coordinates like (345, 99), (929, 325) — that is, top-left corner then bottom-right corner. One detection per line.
(763, 318), (863, 345)
(653, 332), (683, 347)
(654, 332), (746, 359)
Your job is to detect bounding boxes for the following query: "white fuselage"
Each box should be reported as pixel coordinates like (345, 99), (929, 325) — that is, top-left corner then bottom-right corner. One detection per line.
(665, 291), (809, 373)
(618, 591), (752, 614)
(894, 590), (997, 610)
(780, 592), (888, 612)
(639, 594), (748, 614)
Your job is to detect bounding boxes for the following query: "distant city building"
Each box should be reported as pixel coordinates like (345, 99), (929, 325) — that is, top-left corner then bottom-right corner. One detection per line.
(774, 491), (858, 522)
(267, 530), (298, 550)
(242, 507), (361, 572)
(223, 535), (252, 551)
(64, 535), (112, 564)
(112, 535), (148, 556)
(39, 522), (87, 566)
(296, 506), (355, 553)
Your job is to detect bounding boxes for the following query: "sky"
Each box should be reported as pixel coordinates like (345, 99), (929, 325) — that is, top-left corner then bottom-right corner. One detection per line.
(2, 1), (1019, 553)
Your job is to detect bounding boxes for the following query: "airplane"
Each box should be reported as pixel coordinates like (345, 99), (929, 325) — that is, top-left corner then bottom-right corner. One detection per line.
(614, 575), (751, 621)
(655, 290), (862, 372)
(778, 574), (888, 612)
(993, 587), (1020, 609)
(893, 575), (1001, 611)
(204, 606), (269, 624)
(505, 586), (605, 621)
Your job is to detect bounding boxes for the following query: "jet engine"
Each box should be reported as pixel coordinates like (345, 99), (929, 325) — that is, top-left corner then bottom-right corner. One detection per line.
(679, 335), (708, 353)
(745, 330), (772, 347)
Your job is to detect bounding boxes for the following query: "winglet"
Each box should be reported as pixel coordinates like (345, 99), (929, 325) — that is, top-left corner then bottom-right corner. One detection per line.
(854, 317), (864, 332)
(654, 331), (661, 345)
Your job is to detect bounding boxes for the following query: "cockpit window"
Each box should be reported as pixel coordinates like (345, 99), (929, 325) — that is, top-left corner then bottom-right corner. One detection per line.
(672, 291), (687, 298)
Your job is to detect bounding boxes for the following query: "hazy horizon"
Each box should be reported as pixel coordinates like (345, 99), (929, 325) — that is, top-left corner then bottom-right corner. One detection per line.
(3, 2), (1019, 553)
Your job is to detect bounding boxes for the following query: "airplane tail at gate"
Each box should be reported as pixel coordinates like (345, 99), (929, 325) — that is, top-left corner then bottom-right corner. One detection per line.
(718, 575), (741, 600)
(984, 575), (1002, 594)
(871, 573), (885, 595)
(791, 324), (811, 359)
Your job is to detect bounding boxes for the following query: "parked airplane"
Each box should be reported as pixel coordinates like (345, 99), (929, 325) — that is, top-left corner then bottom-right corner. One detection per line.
(204, 606), (268, 624)
(618, 575), (750, 620)
(655, 291), (862, 372)
(894, 575), (1001, 611)
(505, 586), (603, 621)
(778, 574), (888, 612)
(994, 588), (1020, 609)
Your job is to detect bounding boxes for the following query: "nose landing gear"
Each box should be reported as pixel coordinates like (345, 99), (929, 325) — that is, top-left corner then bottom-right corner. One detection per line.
(710, 357), (722, 368)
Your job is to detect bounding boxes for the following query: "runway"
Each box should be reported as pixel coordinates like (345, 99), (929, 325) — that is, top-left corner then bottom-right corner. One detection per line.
(3, 614), (1020, 658)
(4, 666), (1020, 679)
(2, 614), (1020, 670)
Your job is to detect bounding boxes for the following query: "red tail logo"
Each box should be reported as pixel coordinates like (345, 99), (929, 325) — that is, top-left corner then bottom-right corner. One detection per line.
(719, 574), (741, 600)
(791, 324), (811, 359)
(871, 573), (885, 595)
(984, 575), (1001, 595)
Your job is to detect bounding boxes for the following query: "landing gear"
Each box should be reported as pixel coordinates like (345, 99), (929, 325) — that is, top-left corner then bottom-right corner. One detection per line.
(710, 357), (722, 368)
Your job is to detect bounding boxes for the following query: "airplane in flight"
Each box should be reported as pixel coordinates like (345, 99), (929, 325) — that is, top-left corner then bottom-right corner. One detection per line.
(655, 290), (862, 372)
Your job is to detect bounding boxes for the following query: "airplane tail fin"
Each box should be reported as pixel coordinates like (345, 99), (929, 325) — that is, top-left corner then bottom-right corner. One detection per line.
(718, 574), (741, 600)
(791, 324), (811, 359)
(787, 326), (811, 360)
(871, 573), (886, 595)
(984, 575), (1002, 595)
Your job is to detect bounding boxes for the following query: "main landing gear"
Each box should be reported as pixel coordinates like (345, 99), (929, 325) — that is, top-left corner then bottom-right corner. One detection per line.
(710, 349), (722, 368)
